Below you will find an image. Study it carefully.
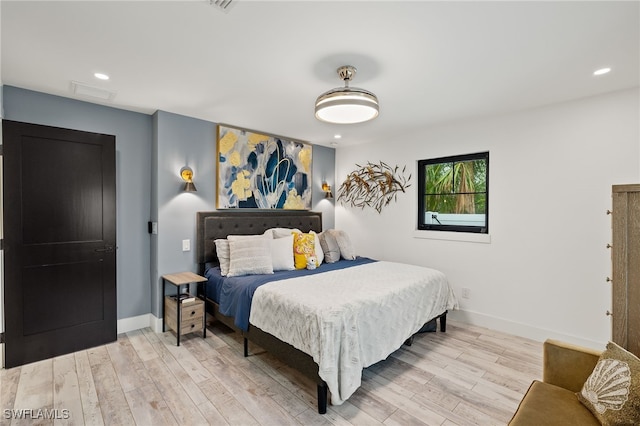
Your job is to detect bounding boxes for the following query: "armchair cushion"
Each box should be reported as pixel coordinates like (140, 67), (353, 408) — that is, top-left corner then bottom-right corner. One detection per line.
(509, 380), (600, 426)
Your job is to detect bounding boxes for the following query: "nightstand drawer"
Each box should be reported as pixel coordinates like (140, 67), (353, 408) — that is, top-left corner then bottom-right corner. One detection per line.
(164, 296), (204, 336)
(175, 317), (204, 336)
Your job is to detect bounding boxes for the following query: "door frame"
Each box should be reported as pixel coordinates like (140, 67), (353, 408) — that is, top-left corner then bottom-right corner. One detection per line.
(1, 121), (4, 368)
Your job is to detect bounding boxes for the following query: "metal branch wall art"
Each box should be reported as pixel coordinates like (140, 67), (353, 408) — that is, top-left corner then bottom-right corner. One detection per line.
(337, 161), (412, 213)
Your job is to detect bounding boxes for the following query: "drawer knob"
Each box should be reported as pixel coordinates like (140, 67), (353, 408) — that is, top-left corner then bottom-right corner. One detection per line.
(606, 277), (613, 283)
(606, 209), (612, 215)
(606, 243), (613, 249)
(191, 311), (196, 316)
(606, 310), (613, 316)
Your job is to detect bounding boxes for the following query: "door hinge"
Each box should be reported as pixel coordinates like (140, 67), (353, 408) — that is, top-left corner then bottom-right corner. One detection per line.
(0, 332), (4, 344)
(0, 239), (3, 250)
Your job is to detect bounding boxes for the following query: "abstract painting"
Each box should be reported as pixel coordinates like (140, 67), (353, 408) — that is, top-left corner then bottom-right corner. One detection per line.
(217, 124), (312, 209)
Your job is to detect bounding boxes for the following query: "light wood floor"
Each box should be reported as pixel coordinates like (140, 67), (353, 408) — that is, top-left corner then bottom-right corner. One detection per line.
(0, 320), (541, 425)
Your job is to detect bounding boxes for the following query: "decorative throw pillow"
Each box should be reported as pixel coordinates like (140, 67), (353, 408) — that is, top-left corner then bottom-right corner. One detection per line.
(289, 230), (323, 266)
(328, 229), (356, 260)
(577, 341), (640, 426)
(214, 239), (230, 276)
(271, 234), (295, 271)
(318, 231), (340, 263)
(227, 236), (273, 277)
(292, 232), (317, 269)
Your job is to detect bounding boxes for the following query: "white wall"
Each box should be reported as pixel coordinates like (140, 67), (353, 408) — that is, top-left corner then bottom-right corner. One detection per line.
(335, 88), (640, 349)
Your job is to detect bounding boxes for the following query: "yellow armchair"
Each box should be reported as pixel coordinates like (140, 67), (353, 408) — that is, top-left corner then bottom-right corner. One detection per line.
(509, 339), (602, 426)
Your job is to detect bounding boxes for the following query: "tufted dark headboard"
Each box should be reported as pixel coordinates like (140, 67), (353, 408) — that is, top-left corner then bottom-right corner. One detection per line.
(196, 210), (323, 268)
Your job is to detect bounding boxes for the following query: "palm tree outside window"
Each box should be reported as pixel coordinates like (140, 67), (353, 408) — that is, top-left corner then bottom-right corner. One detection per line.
(417, 152), (489, 233)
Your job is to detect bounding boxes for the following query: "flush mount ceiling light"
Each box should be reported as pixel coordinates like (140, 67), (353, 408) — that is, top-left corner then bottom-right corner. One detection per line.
(315, 65), (379, 124)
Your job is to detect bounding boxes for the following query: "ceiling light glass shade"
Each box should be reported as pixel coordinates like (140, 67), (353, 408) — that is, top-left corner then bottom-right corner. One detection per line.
(315, 88), (379, 124)
(315, 65), (379, 124)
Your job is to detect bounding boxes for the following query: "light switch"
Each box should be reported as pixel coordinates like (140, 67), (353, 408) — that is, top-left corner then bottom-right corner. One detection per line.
(182, 239), (190, 251)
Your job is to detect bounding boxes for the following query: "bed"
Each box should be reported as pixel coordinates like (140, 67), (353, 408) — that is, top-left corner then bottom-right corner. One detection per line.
(196, 210), (457, 414)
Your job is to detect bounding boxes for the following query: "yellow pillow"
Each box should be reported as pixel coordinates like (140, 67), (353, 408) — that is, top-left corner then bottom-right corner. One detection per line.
(293, 232), (317, 269)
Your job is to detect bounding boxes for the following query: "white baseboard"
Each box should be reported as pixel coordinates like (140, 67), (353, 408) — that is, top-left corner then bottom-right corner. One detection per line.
(150, 314), (164, 333)
(116, 313), (163, 334)
(448, 309), (605, 351)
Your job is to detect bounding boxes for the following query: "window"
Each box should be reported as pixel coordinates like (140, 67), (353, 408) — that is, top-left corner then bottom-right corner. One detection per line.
(418, 152), (489, 233)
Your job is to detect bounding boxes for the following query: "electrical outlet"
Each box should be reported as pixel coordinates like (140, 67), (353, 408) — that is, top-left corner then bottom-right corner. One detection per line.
(182, 239), (191, 252)
(462, 287), (471, 299)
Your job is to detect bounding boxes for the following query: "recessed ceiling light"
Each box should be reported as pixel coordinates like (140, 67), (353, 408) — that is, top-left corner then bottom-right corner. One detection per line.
(94, 72), (110, 80)
(334, 134), (342, 139)
(593, 67), (611, 76)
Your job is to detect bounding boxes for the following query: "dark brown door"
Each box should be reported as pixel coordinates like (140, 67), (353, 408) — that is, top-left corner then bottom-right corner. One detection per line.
(3, 120), (116, 368)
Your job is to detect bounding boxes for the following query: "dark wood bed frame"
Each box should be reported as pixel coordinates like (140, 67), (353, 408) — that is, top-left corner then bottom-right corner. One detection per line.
(195, 210), (447, 414)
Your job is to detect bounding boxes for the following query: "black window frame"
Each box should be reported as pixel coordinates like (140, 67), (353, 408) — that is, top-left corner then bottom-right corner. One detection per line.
(417, 151), (489, 234)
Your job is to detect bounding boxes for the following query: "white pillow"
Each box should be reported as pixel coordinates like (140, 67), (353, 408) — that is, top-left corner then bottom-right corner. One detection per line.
(271, 234), (295, 271)
(228, 234), (264, 240)
(328, 229), (356, 260)
(227, 236), (273, 277)
(214, 239), (230, 276)
(263, 227), (301, 239)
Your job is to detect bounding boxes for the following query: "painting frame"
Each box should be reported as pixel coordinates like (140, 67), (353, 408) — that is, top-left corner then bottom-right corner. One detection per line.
(216, 124), (313, 210)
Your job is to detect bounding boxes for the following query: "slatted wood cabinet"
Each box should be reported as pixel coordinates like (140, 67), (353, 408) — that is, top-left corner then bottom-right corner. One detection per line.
(611, 184), (640, 357)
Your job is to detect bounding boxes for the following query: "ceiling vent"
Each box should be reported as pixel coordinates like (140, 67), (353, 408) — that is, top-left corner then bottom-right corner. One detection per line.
(208, 0), (235, 12)
(70, 81), (116, 101)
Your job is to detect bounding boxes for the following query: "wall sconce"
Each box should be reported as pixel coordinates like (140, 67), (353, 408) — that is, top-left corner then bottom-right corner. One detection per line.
(180, 166), (197, 192)
(322, 182), (333, 199)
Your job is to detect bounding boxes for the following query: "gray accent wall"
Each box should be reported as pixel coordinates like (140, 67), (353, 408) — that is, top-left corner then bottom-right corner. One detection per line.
(151, 112), (337, 317)
(2, 87), (336, 321)
(152, 110), (216, 317)
(311, 144), (336, 230)
(3, 86), (152, 319)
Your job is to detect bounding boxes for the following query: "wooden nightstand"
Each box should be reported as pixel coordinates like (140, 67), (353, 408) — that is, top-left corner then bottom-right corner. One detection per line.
(162, 271), (207, 346)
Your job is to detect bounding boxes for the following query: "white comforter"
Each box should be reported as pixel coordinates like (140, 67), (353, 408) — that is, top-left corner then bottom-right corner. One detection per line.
(249, 261), (458, 405)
